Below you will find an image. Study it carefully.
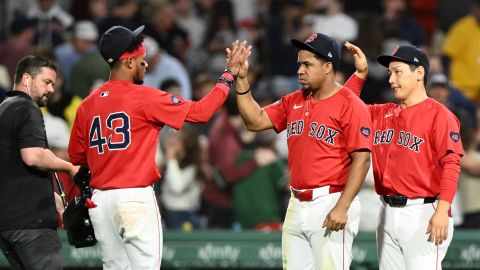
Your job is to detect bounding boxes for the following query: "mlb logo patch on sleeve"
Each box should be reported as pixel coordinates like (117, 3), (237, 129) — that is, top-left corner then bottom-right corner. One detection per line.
(100, 91), (109, 97)
(360, 127), (371, 137)
(171, 96), (182, 105)
(450, 131), (460, 143)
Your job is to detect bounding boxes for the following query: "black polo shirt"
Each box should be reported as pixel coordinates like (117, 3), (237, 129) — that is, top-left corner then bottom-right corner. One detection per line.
(0, 91), (57, 230)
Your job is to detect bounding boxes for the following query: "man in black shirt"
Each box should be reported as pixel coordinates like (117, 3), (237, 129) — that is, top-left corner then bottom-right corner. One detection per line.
(0, 55), (79, 270)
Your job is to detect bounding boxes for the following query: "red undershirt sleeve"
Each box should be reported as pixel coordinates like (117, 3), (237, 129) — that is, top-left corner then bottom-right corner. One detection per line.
(438, 152), (461, 203)
(185, 83), (229, 122)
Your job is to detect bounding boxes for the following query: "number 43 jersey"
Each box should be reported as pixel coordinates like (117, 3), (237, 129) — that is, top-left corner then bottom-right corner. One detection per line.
(68, 80), (192, 189)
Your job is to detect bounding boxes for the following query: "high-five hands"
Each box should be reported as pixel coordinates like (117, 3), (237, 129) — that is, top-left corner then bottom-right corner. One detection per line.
(344, 42), (368, 80)
(226, 40), (252, 79)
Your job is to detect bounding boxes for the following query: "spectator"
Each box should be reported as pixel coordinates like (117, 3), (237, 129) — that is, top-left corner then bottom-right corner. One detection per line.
(173, 0), (207, 50)
(442, 0), (480, 103)
(46, 71), (83, 128)
(143, 36), (192, 99)
(0, 16), (36, 81)
(27, 0), (74, 48)
(54, 20), (100, 83)
(203, 94), (276, 228)
(266, 0), (304, 98)
(457, 134), (480, 228)
(381, 0), (426, 47)
(65, 21), (109, 99)
(304, 0), (359, 44)
(202, 0), (238, 76)
(144, 2), (190, 62)
(98, 0), (140, 35)
(427, 72), (477, 129)
(233, 129), (287, 230)
(160, 124), (205, 229)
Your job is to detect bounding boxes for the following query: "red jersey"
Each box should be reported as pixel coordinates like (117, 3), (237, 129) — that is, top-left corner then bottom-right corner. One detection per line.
(68, 80), (228, 189)
(368, 99), (464, 202)
(264, 84), (372, 190)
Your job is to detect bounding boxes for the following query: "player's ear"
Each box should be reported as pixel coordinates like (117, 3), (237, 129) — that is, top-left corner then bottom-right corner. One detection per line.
(416, 66), (425, 82)
(122, 58), (133, 69)
(324, 62), (333, 75)
(22, 73), (31, 87)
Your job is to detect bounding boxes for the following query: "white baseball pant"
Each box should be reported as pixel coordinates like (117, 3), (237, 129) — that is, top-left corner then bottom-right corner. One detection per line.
(88, 186), (162, 270)
(282, 190), (361, 270)
(377, 198), (454, 270)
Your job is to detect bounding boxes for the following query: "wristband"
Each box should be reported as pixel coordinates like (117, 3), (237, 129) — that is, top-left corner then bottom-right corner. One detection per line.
(235, 89), (250, 95)
(223, 69), (238, 80)
(217, 76), (234, 88)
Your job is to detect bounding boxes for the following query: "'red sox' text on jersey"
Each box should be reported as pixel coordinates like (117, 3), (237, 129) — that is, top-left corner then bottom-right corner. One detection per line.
(264, 84), (373, 191)
(367, 99), (464, 203)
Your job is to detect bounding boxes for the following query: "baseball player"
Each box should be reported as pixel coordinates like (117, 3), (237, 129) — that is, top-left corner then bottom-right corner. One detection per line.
(67, 25), (250, 270)
(345, 43), (464, 269)
(232, 33), (372, 269)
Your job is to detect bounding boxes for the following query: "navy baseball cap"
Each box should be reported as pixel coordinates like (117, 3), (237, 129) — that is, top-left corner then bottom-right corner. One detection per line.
(291, 33), (341, 70)
(377, 45), (429, 74)
(99, 25), (145, 64)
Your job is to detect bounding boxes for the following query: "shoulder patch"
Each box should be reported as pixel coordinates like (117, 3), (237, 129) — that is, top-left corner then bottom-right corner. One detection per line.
(360, 127), (371, 137)
(171, 96), (182, 105)
(450, 131), (460, 143)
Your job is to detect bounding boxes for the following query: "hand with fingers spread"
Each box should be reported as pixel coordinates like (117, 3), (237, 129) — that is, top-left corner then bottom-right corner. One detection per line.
(344, 42), (368, 80)
(426, 201), (450, 246)
(226, 40), (252, 79)
(322, 204), (348, 232)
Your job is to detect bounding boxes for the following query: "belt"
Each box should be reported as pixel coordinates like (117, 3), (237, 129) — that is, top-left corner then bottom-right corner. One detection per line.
(382, 195), (437, 207)
(290, 185), (343, 202)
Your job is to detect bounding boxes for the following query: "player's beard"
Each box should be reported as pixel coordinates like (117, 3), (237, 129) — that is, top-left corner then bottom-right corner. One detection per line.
(301, 85), (312, 93)
(30, 85), (49, 107)
(134, 79), (143, 85)
(36, 94), (49, 107)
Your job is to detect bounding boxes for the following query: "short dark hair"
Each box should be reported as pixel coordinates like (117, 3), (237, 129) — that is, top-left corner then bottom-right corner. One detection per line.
(111, 34), (145, 69)
(160, 78), (180, 92)
(312, 54), (336, 72)
(14, 55), (58, 84)
(407, 63), (428, 87)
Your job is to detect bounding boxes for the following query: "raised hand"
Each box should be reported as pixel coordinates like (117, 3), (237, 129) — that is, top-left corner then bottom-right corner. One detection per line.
(226, 40), (252, 79)
(344, 42), (368, 79)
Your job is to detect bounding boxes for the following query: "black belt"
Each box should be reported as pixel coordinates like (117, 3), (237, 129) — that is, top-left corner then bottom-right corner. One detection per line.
(382, 195), (437, 207)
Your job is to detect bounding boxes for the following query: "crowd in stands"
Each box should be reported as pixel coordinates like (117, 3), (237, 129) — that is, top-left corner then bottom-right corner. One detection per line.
(1, 0), (480, 231)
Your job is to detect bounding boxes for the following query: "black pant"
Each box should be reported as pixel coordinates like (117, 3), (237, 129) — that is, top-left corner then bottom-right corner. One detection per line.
(0, 228), (62, 270)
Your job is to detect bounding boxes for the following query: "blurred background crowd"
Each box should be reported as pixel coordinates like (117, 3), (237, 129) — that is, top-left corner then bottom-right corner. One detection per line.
(1, 0), (480, 232)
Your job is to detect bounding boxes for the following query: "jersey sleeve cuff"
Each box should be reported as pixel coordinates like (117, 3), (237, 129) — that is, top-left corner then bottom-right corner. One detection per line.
(214, 83), (230, 97)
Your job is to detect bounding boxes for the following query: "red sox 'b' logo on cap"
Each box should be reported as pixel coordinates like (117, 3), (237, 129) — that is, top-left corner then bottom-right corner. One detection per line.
(392, 45), (400, 55)
(306, 33), (317, 43)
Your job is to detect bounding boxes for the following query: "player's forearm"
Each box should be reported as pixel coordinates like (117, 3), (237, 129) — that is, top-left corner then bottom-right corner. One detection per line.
(336, 151), (370, 209)
(439, 153), (461, 203)
(236, 78), (270, 131)
(21, 147), (76, 174)
(435, 200), (451, 214)
(344, 73), (365, 98)
(186, 84), (229, 122)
